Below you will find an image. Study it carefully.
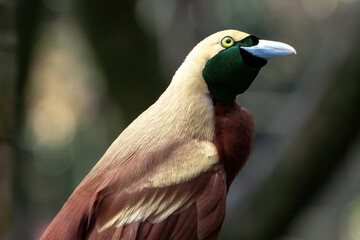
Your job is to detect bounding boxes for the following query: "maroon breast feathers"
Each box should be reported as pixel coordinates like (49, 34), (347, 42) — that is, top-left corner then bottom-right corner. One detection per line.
(212, 99), (255, 189)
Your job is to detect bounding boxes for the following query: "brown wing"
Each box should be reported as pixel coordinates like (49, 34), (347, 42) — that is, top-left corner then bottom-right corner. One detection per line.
(41, 140), (225, 240)
(85, 140), (225, 240)
(87, 169), (227, 240)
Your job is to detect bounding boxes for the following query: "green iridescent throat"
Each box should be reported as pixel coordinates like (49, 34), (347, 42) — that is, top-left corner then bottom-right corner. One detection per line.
(202, 36), (266, 105)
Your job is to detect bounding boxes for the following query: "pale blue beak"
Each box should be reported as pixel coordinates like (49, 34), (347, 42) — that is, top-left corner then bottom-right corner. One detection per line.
(241, 39), (296, 59)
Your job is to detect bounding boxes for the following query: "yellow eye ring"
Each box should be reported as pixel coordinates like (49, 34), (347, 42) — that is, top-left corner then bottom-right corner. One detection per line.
(221, 36), (234, 48)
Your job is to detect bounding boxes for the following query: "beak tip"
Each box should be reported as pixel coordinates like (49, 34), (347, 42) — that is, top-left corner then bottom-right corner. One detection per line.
(290, 47), (297, 55)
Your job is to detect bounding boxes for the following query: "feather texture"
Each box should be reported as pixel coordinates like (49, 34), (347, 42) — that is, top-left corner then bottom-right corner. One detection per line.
(212, 99), (255, 187)
(41, 72), (218, 240)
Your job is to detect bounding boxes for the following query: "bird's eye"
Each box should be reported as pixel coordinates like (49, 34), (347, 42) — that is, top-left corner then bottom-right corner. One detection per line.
(221, 36), (234, 48)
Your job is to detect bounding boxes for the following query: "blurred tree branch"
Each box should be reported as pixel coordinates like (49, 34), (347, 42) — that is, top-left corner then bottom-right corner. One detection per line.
(0, 0), (15, 239)
(74, 0), (165, 135)
(13, 0), (44, 239)
(226, 15), (360, 240)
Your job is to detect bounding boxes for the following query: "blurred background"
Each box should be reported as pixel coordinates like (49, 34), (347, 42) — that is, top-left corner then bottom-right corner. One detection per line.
(1, 0), (360, 239)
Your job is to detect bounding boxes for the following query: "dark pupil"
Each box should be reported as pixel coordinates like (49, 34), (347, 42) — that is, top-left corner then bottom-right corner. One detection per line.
(226, 38), (231, 44)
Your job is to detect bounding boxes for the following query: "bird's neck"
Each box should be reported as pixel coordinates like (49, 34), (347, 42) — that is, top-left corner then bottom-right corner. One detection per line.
(170, 58), (209, 96)
(77, 75), (216, 193)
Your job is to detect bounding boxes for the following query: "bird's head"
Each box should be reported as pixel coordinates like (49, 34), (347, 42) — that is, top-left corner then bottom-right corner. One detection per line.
(172, 30), (296, 105)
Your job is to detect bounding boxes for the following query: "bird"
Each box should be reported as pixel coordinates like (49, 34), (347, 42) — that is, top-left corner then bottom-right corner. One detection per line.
(40, 29), (296, 240)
